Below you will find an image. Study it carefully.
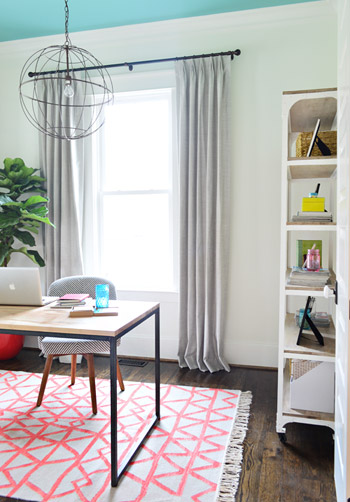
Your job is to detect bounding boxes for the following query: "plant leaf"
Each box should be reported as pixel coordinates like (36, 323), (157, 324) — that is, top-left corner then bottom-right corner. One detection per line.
(21, 165), (35, 177)
(24, 195), (48, 207)
(11, 247), (45, 267)
(1, 201), (23, 207)
(0, 179), (12, 188)
(0, 194), (13, 205)
(22, 225), (39, 234)
(0, 244), (11, 266)
(27, 250), (45, 267)
(0, 212), (20, 228)
(29, 175), (46, 182)
(14, 229), (36, 246)
(29, 206), (49, 217)
(4, 157), (24, 173)
(21, 211), (55, 227)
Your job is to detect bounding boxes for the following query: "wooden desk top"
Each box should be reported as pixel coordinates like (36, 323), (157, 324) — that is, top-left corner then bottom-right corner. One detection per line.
(0, 300), (159, 338)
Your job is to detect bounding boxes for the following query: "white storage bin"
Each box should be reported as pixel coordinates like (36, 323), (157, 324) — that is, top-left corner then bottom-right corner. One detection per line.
(290, 359), (334, 413)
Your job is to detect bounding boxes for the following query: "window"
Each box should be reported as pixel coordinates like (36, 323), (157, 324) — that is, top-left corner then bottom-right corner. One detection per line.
(96, 88), (177, 291)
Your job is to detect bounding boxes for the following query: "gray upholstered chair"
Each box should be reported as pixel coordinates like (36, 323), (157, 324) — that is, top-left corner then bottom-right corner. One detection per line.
(36, 275), (124, 414)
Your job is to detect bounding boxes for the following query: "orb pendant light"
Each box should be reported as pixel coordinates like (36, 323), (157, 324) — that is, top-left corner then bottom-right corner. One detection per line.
(19, 0), (114, 140)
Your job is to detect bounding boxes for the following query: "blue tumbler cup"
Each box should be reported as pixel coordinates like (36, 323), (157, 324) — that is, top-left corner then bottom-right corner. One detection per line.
(95, 284), (109, 308)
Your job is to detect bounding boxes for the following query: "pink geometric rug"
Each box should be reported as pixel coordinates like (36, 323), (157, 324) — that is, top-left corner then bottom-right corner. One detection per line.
(0, 370), (251, 502)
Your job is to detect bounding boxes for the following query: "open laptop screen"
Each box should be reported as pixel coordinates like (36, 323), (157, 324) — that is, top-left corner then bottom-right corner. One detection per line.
(0, 267), (46, 306)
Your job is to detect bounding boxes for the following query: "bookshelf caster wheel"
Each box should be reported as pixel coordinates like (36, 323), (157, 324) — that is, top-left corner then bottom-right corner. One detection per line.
(278, 433), (287, 443)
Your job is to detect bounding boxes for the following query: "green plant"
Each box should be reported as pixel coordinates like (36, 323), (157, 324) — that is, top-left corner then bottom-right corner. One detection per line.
(0, 157), (54, 267)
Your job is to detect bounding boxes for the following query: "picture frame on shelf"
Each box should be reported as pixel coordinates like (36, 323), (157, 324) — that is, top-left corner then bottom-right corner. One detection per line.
(307, 118), (332, 157)
(307, 119), (321, 157)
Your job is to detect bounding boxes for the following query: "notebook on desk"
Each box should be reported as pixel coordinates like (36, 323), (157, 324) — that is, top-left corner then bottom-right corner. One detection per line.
(0, 267), (56, 306)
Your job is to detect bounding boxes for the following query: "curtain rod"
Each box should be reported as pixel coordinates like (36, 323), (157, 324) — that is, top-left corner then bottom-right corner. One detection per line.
(28, 49), (241, 77)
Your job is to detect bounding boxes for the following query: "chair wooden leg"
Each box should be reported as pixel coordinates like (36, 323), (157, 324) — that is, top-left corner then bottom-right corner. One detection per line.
(86, 354), (97, 414)
(70, 354), (77, 386)
(117, 359), (125, 391)
(37, 355), (54, 407)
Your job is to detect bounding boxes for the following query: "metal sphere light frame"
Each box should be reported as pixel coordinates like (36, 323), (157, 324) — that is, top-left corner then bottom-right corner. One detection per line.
(19, 0), (114, 141)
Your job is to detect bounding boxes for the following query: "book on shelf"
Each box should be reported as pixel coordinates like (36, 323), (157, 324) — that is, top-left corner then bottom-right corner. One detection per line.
(287, 267), (330, 287)
(296, 239), (322, 268)
(291, 211), (333, 222)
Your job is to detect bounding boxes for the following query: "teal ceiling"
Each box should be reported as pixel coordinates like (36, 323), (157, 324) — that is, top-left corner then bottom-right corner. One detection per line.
(0, 0), (318, 43)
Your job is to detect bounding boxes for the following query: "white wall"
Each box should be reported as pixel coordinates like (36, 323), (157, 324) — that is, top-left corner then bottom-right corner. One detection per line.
(0, 1), (337, 367)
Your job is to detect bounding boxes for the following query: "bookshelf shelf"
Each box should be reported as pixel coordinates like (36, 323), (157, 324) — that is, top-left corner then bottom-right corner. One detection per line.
(286, 222), (336, 230)
(284, 313), (335, 359)
(287, 157), (337, 180)
(277, 88), (337, 439)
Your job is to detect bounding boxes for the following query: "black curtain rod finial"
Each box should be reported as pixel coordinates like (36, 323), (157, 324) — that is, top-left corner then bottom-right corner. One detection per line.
(230, 49), (241, 59)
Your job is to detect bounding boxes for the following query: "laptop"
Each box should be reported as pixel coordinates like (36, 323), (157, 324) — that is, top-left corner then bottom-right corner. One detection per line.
(0, 267), (56, 306)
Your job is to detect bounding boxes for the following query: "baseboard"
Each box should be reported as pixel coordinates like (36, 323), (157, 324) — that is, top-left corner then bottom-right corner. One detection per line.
(24, 335), (278, 368)
(17, 347), (277, 371)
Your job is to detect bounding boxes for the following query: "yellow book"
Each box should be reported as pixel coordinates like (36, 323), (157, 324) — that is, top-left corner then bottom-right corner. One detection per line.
(301, 197), (325, 212)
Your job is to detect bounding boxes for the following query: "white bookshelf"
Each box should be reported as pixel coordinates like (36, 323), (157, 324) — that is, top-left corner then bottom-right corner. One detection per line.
(276, 88), (337, 442)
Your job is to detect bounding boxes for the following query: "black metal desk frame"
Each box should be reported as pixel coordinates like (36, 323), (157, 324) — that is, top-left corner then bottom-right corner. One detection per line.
(0, 305), (160, 487)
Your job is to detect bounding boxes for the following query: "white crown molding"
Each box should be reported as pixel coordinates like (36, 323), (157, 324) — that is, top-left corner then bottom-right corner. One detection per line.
(0, 0), (335, 57)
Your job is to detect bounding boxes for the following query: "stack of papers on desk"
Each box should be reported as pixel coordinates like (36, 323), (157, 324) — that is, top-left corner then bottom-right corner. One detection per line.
(52, 293), (92, 309)
(70, 304), (118, 317)
(55, 294), (90, 308)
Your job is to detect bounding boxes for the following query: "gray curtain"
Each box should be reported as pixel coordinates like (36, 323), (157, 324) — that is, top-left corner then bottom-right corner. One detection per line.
(175, 56), (231, 373)
(39, 80), (84, 290)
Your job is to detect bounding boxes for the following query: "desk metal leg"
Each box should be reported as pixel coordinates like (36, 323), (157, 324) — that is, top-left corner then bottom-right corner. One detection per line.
(110, 337), (118, 487)
(110, 307), (160, 487)
(155, 307), (160, 419)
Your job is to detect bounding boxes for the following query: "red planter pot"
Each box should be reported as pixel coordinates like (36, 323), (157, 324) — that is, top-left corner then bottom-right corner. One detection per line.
(0, 334), (24, 360)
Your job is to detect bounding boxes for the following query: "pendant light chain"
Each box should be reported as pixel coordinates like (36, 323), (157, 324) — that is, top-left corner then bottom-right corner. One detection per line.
(64, 0), (71, 46)
(64, 0), (71, 80)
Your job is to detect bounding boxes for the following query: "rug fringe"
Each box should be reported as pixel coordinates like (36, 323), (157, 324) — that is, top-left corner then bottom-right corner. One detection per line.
(216, 390), (253, 502)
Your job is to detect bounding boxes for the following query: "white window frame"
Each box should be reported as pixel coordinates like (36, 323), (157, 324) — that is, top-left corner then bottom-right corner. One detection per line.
(93, 71), (179, 294)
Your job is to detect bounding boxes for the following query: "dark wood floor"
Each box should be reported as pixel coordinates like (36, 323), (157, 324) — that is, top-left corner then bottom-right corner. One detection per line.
(0, 349), (336, 502)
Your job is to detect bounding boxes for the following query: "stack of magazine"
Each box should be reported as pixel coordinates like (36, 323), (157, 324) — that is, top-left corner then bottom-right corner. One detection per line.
(295, 310), (331, 328)
(287, 266), (330, 287)
(291, 211), (333, 222)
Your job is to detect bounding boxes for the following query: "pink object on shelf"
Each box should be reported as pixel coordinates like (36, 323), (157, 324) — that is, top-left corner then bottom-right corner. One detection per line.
(306, 248), (320, 272)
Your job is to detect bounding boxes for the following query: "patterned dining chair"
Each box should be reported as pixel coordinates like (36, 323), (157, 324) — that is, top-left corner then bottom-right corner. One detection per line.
(36, 275), (124, 414)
